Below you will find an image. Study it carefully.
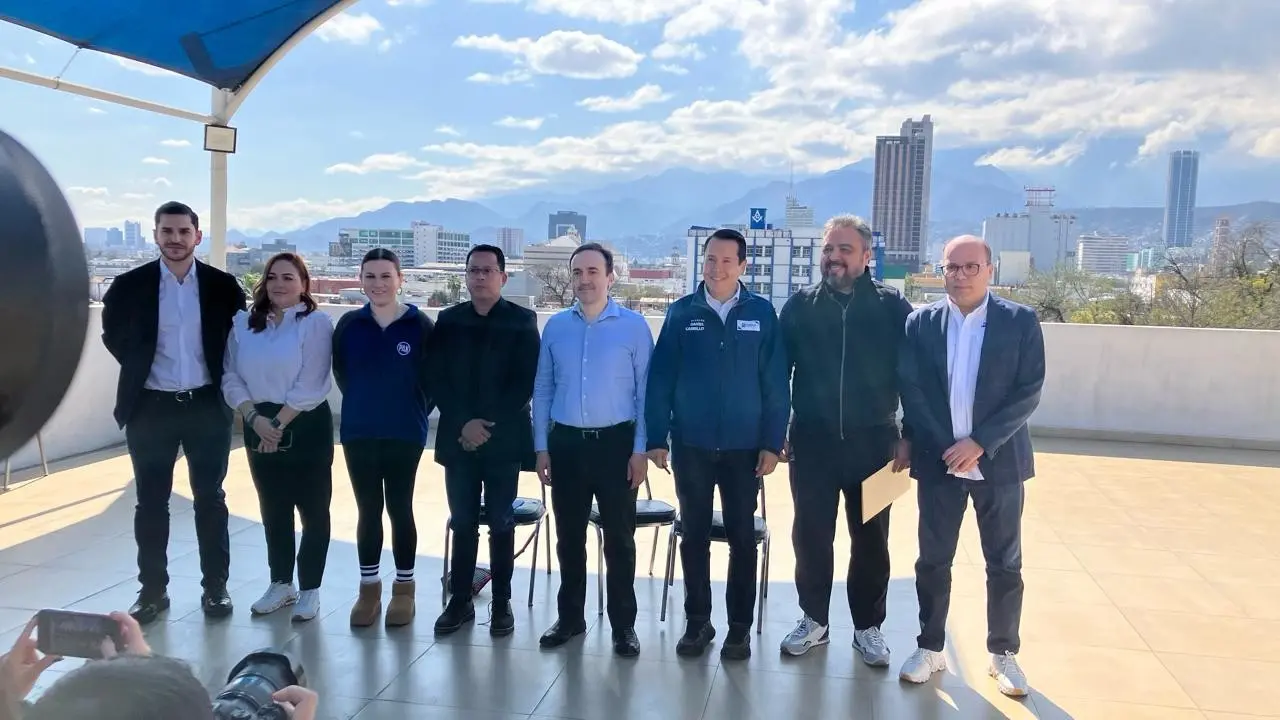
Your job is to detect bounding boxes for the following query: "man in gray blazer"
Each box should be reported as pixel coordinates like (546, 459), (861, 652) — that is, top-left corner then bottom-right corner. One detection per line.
(896, 235), (1045, 698)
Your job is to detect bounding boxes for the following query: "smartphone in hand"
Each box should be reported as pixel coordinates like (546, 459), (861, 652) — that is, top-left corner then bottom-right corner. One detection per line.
(36, 609), (123, 659)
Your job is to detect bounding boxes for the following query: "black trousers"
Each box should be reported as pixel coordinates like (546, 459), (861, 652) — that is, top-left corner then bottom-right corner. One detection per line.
(916, 477), (1025, 655)
(548, 422), (637, 630)
(444, 455), (520, 601)
(125, 386), (232, 595)
(244, 402), (334, 591)
(344, 439), (424, 572)
(789, 424), (895, 629)
(672, 446), (759, 627)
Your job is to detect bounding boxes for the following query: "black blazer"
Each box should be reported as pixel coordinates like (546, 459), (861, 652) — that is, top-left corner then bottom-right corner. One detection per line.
(427, 298), (540, 470)
(101, 259), (247, 428)
(898, 294), (1046, 484)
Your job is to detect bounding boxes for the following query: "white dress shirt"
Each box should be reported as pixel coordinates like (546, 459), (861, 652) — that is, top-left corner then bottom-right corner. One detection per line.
(145, 262), (210, 391)
(705, 284), (740, 324)
(945, 293), (989, 481)
(221, 305), (334, 412)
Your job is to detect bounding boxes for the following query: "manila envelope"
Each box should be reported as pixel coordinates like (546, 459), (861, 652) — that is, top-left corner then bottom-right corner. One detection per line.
(862, 462), (913, 523)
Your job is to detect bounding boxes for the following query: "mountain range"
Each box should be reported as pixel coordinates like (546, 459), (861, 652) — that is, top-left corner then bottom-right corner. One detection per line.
(230, 147), (1280, 260)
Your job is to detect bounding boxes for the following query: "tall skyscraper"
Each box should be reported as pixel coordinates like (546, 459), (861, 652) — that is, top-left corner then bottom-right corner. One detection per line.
(495, 227), (525, 258)
(871, 115), (933, 270)
(1162, 150), (1200, 248)
(547, 210), (587, 240)
(124, 220), (143, 248)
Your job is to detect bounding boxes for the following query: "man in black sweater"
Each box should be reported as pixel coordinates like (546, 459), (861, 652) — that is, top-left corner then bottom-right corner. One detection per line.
(777, 214), (914, 666)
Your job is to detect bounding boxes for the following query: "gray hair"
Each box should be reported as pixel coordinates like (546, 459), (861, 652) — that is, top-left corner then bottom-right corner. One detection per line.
(823, 214), (873, 250)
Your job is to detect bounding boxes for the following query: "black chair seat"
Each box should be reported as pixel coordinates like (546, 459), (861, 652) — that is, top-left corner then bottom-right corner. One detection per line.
(451, 498), (546, 528)
(674, 512), (767, 542)
(589, 499), (677, 526)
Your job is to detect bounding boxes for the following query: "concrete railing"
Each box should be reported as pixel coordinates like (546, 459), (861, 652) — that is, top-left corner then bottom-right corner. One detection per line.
(6, 303), (1280, 472)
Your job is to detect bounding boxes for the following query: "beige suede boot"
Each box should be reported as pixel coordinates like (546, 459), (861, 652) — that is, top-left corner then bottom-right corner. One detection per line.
(349, 580), (383, 627)
(385, 580), (416, 627)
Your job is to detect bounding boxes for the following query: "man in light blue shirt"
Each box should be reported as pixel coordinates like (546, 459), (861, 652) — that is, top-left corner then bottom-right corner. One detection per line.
(533, 242), (653, 657)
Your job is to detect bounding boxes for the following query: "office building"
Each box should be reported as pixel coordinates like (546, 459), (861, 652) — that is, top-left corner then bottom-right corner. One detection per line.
(547, 210), (587, 241)
(1163, 150), (1200, 248)
(124, 220), (143, 248)
(685, 224), (823, 310)
(784, 193), (814, 229)
(1076, 234), (1131, 276)
(106, 227), (124, 247)
(83, 227), (108, 248)
(495, 227), (525, 258)
(412, 221), (472, 265)
(331, 228), (416, 266)
(981, 187), (1077, 272)
(1210, 217), (1232, 274)
(872, 115), (933, 271)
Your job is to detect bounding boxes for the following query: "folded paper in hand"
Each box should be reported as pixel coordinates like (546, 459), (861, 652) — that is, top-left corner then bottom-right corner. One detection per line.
(861, 461), (912, 523)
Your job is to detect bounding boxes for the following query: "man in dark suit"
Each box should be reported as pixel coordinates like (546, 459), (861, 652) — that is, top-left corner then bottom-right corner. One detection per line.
(101, 201), (247, 624)
(428, 244), (540, 638)
(896, 235), (1045, 698)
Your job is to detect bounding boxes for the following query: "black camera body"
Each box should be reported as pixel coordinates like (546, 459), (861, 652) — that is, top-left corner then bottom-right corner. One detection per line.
(210, 650), (306, 720)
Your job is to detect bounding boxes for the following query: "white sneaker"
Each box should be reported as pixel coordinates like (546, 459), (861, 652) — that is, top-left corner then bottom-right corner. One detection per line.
(250, 582), (298, 615)
(779, 616), (829, 656)
(291, 589), (321, 622)
(853, 627), (891, 667)
(899, 648), (947, 683)
(989, 651), (1029, 697)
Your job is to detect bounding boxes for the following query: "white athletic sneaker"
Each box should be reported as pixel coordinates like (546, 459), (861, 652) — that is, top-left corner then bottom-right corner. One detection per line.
(989, 651), (1029, 697)
(853, 627), (891, 667)
(291, 589), (321, 622)
(779, 616), (830, 656)
(250, 582), (298, 616)
(899, 648), (947, 683)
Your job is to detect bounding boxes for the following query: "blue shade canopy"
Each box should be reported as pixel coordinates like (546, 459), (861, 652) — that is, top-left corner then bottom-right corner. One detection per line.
(0, 0), (348, 91)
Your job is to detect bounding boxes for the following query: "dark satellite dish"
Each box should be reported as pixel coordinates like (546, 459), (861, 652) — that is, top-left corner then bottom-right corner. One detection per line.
(0, 129), (89, 460)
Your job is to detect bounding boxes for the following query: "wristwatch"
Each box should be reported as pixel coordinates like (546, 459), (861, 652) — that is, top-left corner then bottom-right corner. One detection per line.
(269, 417), (282, 430)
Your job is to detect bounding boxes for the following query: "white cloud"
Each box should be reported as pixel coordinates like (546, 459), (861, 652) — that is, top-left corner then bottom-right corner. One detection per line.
(436, 125), (463, 137)
(658, 64), (689, 75)
(325, 152), (425, 175)
(231, 197), (400, 232)
(87, 107), (107, 115)
(455, 30), (644, 80)
(315, 12), (384, 45)
(153, 177), (172, 187)
(651, 41), (704, 61)
(387, 0), (432, 5)
(160, 139), (191, 148)
(466, 70), (533, 85)
(111, 56), (180, 77)
(495, 116), (545, 130)
(121, 192), (155, 200)
(976, 136), (1089, 169)
(23, 54), (35, 65)
(349, 130), (366, 139)
(578, 84), (673, 113)
(67, 187), (110, 196)
(141, 157), (170, 165)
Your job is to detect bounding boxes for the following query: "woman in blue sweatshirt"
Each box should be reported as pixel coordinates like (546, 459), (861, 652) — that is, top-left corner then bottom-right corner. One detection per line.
(332, 248), (435, 628)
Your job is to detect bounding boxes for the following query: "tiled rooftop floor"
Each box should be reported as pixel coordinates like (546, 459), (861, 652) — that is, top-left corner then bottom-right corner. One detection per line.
(2, 437), (1279, 719)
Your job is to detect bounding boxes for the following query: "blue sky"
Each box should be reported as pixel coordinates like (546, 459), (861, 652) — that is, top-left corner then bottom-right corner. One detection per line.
(2, 0), (1278, 232)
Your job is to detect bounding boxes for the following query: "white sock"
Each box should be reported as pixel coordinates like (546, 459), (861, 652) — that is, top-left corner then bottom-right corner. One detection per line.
(395, 569), (414, 584)
(359, 564), (380, 585)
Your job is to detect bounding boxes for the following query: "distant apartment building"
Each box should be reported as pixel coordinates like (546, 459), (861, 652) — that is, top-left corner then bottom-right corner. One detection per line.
(495, 227), (525, 258)
(872, 115), (933, 271)
(250, 238), (297, 267)
(784, 193), (815, 229)
(981, 187), (1077, 272)
(332, 228), (416, 265)
(685, 224), (824, 310)
(106, 227), (124, 247)
(1163, 150), (1200, 248)
(547, 210), (587, 241)
(412, 221), (472, 264)
(124, 220), (143, 248)
(1210, 217), (1232, 274)
(83, 227), (108, 248)
(1076, 234), (1131, 276)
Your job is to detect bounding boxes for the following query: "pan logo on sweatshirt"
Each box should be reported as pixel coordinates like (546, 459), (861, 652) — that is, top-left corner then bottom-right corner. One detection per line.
(396, 341), (411, 356)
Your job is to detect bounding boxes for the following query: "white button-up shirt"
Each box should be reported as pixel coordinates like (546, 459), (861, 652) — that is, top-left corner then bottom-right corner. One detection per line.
(145, 261), (210, 392)
(221, 305), (334, 412)
(945, 293), (989, 481)
(705, 284), (740, 324)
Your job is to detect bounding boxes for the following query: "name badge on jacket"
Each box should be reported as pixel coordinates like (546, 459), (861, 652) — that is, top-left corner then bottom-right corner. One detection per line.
(737, 319), (761, 332)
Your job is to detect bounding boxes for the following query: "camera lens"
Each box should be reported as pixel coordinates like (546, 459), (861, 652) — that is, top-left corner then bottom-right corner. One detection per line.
(211, 649), (305, 719)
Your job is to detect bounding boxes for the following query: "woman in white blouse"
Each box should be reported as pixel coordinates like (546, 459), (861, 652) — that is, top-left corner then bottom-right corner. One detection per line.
(222, 252), (335, 622)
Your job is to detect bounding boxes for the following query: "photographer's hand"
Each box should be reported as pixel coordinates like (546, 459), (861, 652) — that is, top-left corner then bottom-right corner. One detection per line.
(99, 611), (152, 658)
(273, 685), (318, 719)
(1, 617), (60, 701)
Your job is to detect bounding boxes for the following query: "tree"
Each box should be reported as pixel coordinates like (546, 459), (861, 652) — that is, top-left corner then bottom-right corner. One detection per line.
(529, 263), (573, 307)
(427, 289), (450, 306)
(1013, 266), (1112, 323)
(240, 272), (261, 295)
(445, 275), (462, 304)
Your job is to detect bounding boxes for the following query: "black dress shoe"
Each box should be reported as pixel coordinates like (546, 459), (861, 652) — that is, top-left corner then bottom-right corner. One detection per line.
(202, 587), (234, 618)
(613, 627), (641, 658)
(720, 623), (751, 661)
(675, 620), (716, 657)
(129, 592), (170, 625)
(434, 596), (475, 635)
(489, 601), (515, 637)
(538, 620), (586, 648)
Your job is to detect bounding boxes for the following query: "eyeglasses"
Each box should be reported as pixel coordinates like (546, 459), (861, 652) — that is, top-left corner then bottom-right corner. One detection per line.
(466, 267), (500, 277)
(943, 262), (987, 278)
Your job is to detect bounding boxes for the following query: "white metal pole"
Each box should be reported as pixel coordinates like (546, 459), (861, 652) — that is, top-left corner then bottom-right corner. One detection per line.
(0, 65), (213, 124)
(209, 88), (231, 270)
